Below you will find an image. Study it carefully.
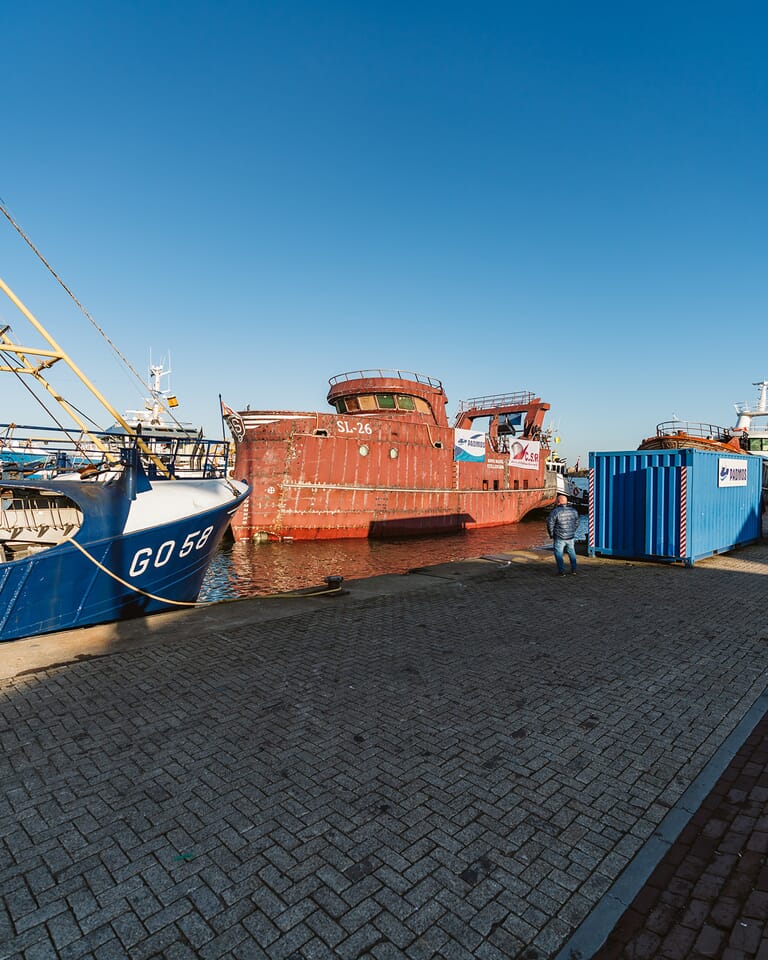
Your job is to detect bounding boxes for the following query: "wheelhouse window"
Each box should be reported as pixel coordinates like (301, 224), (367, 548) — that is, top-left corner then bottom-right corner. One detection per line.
(335, 393), (432, 415)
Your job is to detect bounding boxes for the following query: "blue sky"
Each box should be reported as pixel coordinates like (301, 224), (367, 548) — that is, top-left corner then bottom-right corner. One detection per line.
(2, 1), (766, 463)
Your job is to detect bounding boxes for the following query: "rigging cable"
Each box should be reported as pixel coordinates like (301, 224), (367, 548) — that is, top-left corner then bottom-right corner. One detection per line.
(0, 200), (189, 433)
(0, 348), (103, 459)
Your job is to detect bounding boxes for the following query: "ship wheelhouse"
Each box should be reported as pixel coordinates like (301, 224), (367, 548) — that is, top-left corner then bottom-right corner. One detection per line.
(326, 370), (448, 426)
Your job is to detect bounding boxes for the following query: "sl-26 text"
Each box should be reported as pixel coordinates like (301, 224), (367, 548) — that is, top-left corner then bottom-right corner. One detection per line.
(336, 420), (373, 435)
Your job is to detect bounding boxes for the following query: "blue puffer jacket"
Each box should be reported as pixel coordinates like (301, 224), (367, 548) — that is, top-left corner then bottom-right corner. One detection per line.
(546, 503), (580, 540)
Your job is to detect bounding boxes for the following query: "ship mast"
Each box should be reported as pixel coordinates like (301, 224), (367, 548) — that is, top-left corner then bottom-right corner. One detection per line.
(734, 380), (768, 434)
(0, 278), (170, 476)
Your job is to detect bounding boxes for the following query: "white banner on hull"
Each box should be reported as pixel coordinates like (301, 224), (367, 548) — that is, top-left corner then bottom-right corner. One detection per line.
(510, 440), (541, 471)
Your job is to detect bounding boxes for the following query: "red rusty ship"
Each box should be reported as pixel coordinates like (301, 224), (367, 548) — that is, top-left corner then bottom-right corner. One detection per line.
(223, 369), (560, 541)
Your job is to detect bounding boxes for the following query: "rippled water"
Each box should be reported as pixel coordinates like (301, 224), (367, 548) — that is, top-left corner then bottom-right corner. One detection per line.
(200, 513), (589, 601)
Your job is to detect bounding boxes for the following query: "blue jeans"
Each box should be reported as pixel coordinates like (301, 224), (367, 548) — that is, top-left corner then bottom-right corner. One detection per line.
(553, 538), (577, 574)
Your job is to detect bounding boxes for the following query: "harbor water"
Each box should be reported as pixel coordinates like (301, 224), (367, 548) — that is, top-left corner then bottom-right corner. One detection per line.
(200, 513), (589, 600)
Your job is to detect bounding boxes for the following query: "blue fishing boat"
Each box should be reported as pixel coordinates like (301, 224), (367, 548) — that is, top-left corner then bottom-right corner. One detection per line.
(0, 447), (247, 641)
(0, 213), (249, 642)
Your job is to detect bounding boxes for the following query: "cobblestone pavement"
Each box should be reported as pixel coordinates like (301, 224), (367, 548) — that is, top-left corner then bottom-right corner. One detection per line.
(2, 542), (768, 960)
(590, 711), (768, 960)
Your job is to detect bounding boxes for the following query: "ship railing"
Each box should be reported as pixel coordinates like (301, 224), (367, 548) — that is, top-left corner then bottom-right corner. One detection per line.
(137, 438), (232, 480)
(329, 370), (443, 389)
(456, 391), (536, 414)
(734, 402), (768, 416)
(654, 421), (732, 441)
(0, 423), (231, 480)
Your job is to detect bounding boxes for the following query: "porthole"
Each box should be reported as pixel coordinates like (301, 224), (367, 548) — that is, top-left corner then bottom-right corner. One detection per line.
(389, 448), (399, 459)
(359, 445), (369, 456)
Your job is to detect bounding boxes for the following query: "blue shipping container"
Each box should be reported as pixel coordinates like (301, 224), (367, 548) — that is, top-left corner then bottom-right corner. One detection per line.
(588, 449), (762, 566)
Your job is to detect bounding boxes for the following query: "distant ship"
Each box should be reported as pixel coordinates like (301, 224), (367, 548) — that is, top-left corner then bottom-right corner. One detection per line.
(639, 379), (768, 492)
(105, 357), (201, 440)
(0, 359), (231, 481)
(223, 368), (560, 541)
(639, 380), (768, 454)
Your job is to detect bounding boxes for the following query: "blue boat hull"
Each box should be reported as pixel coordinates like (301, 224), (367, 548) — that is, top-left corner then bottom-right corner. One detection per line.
(0, 484), (248, 642)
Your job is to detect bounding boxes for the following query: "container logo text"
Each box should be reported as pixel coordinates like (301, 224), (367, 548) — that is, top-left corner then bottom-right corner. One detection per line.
(718, 458), (748, 487)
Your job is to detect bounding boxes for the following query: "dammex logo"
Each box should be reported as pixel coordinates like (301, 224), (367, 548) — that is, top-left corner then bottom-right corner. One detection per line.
(718, 458), (748, 487)
(720, 466), (747, 482)
(454, 429), (486, 463)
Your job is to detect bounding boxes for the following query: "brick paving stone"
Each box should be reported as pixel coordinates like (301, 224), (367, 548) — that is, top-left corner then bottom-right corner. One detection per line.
(731, 917), (764, 953)
(681, 897), (711, 930)
(46, 910), (82, 952)
(175, 911), (215, 949)
(695, 923), (727, 957)
(659, 924), (696, 960)
(163, 944), (200, 960)
(292, 937), (333, 960)
(242, 908), (281, 946)
(745, 890), (768, 920)
(6, 548), (768, 959)
(334, 922), (384, 960)
(91, 940), (129, 960)
(56, 929), (113, 960)
(231, 939), (269, 960)
(197, 923), (250, 960)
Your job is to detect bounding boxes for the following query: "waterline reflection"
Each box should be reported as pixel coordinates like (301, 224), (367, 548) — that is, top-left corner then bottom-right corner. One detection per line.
(200, 514), (588, 601)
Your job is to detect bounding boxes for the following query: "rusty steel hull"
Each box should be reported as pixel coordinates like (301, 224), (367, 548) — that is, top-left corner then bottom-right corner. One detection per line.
(229, 411), (557, 541)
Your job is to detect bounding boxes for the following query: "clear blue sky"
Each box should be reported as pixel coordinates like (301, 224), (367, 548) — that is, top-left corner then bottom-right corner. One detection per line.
(2, 1), (766, 463)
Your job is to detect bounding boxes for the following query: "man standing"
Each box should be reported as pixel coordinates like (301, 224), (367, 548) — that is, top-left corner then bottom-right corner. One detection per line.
(546, 493), (580, 576)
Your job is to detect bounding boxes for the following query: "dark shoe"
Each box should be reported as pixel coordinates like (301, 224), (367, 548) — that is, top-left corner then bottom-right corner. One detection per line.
(558, 572), (567, 577)
(571, 570), (577, 575)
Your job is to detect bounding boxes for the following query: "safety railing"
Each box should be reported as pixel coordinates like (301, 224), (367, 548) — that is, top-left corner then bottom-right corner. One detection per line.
(653, 421), (732, 441)
(328, 370), (443, 389)
(0, 423), (231, 480)
(456, 391), (535, 414)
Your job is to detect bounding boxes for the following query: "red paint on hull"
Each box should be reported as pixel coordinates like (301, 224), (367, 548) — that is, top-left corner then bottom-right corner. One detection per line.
(224, 372), (559, 541)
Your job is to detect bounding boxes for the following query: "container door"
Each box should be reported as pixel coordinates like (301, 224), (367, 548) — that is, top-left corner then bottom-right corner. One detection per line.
(608, 468), (646, 556)
(644, 465), (683, 558)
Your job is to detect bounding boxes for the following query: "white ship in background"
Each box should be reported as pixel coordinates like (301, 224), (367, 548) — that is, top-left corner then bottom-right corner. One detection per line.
(639, 379), (768, 494)
(105, 357), (202, 440)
